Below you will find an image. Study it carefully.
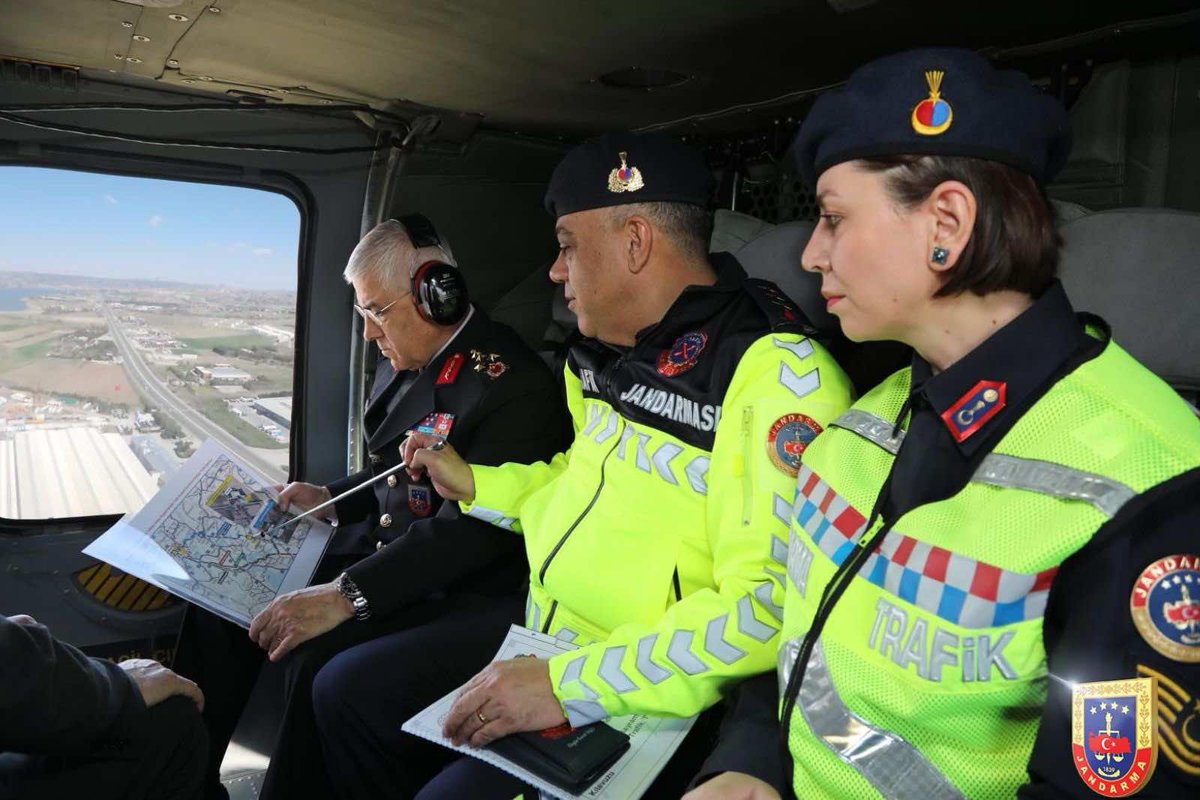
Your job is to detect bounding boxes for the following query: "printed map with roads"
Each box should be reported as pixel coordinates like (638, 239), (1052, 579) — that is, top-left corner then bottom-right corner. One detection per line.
(84, 440), (333, 627)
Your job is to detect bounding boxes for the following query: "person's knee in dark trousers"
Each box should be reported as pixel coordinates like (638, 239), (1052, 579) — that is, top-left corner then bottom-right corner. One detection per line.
(124, 694), (210, 800)
(311, 639), (453, 800)
(172, 606), (262, 800)
(414, 757), (533, 800)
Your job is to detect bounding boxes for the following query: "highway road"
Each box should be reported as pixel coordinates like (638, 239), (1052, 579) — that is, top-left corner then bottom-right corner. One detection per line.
(103, 307), (286, 479)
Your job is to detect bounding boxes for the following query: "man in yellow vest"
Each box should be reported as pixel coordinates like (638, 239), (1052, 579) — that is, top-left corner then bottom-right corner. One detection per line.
(312, 131), (854, 799)
(689, 48), (1200, 800)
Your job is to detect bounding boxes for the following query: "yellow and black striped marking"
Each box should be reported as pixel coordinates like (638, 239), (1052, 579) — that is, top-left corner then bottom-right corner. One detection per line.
(75, 563), (177, 612)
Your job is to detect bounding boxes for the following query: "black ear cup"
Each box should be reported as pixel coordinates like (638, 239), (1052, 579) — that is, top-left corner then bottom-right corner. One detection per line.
(391, 214), (470, 326)
(411, 260), (469, 326)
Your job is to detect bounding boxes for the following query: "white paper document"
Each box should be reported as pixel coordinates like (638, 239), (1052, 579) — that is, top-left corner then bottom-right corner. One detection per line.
(83, 439), (334, 627)
(402, 625), (696, 800)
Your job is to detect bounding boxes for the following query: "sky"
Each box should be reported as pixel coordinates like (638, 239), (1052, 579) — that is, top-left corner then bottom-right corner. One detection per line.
(0, 166), (301, 291)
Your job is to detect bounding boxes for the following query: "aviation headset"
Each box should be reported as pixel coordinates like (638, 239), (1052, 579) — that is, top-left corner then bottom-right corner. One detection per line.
(393, 213), (469, 326)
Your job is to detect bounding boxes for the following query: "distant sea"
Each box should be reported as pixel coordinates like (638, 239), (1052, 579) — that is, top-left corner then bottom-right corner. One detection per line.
(0, 288), (62, 311)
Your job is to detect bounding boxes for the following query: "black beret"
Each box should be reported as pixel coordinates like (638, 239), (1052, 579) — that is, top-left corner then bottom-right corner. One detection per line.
(544, 132), (713, 218)
(793, 47), (1072, 187)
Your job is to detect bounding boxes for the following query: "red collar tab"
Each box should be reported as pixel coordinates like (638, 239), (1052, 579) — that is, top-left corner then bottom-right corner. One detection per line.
(940, 380), (1006, 443)
(436, 353), (464, 385)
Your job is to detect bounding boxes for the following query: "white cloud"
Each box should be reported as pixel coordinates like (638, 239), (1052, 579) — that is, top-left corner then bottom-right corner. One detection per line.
(102, 194), (118, 205)
(252, 247), (274, 257)
(147, 215), (163, 227)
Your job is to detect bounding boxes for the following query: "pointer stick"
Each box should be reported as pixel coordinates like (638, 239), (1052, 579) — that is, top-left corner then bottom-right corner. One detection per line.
(260, 460), (408, 536)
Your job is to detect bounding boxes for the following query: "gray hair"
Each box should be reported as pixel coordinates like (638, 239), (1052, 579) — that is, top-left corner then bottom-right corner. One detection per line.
(605, 202), (712, 260)
(343, 219), (457, 287)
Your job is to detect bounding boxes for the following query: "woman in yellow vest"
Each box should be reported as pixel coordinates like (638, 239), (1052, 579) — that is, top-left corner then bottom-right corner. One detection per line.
(686, 48), (1200, 800)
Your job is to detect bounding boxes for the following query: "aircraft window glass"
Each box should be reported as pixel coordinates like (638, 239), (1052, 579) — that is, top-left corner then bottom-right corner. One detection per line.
(0, 166), (300, 520)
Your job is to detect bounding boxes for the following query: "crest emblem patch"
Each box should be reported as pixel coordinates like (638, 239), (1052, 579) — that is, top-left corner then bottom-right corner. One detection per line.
(767, 414), (823, 477)
(911, 69), (954, 136)
(607, 151), (645, 193)
(1131, 554), (1200, 663)
(656, 331), (707, 377)
(408, 484), (433, 517)
(1072, 677), (1158, 796)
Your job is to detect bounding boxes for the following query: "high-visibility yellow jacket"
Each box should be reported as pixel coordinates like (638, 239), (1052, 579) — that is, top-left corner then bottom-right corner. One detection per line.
(779, 333), (1200, 798)
(463, 255), (854, 724)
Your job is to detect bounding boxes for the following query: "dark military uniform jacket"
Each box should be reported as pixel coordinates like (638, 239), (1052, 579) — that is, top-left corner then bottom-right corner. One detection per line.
(1, 616), (143, 756)
(328, 306), (569, 616)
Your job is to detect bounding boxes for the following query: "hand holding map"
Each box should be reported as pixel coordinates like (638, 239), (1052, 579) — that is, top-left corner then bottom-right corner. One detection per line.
(84, 440), (334, 628)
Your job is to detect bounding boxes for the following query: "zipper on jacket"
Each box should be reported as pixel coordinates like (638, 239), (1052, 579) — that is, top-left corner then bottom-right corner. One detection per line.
(672, 567), (682, 602)
(541, 601), (558, 635)
(537, 421), (625, 590)
(741, 405), (755, 525)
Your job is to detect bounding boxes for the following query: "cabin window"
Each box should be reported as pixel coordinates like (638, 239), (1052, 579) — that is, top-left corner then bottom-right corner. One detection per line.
(0, 166), (301, 520)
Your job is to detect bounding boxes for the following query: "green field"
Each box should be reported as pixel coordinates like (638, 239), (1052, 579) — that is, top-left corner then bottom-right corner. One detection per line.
(0, 338), (56, 372)
(187, 388), (287, 449)
(179, 333), (276, 353)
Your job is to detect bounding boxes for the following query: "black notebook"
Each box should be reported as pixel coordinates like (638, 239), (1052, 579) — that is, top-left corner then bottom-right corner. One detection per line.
(488, 721), (631, 794)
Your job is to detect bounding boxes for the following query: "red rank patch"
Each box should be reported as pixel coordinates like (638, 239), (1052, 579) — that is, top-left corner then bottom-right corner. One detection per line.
(436, 353), (464, 385)
(940, 380), (1006, 443)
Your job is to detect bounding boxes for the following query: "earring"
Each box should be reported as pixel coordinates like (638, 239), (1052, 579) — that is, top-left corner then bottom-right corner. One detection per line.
(931, 246), (949, 265)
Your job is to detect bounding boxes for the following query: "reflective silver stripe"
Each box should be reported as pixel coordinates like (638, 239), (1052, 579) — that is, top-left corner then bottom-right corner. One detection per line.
(788, 530), (814, 597)
(666, 630), (710, 675)
(633, 432), (652, 472)
(736, 594), (777, 643)
(563, 699), (608, 726)
(770, 535), (788, 567)
(554, 627), (579, 644)
(684, 455), (709, 495)
(796, 641), (965, 800)
(651, 442), (682, 485)
(635, 634), (672, 684)
(581, 404), (605, 436)
(777, 636), (802, 696)
(973, 453), (1135, 518)
(558, 654), (605, 728)
(597, 645), (638, 693)
(831, 409), (905, 454)
(773, 336), (815, 360)
(780, 362), (821, 400)
(464, 504), (518, 531)
(754, 581), (784, 622)
(773, 493), (791, 527)
(594, 409), (619, 444)
(527, 596), (541, 631)
(703, 614), (748, 665)
(764, 566), (786, 590)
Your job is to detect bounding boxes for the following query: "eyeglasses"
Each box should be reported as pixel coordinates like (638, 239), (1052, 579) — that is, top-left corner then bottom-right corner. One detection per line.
(353, 293), (408, 327)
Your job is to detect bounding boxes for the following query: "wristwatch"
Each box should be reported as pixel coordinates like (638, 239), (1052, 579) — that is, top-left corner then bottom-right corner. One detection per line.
(335, 572), (372, 622)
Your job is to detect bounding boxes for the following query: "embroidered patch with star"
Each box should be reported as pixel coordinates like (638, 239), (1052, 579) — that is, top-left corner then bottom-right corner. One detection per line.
(1131, 554), (1200, 663)
(469, 349), (508, 379)
(1071, 677), (1157, 796)
(766, 414), (823, 477)
(657, 331), (707, 377)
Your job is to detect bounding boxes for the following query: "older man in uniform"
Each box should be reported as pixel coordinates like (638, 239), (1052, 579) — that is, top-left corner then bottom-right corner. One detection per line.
(175, 215), (568, 800)
(312, 133), (855, 799)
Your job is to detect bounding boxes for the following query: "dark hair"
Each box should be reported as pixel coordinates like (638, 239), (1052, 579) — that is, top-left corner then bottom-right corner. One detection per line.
(859, 155), (1059, 298)
(609, 201), (713, 261)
